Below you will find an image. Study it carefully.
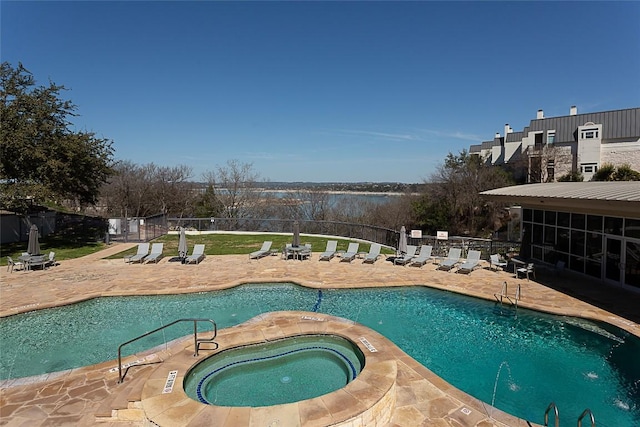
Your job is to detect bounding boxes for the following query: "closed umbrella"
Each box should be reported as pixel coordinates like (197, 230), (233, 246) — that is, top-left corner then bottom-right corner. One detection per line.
(27, 224), (41, 255)
(178, 227), (188, 262)
(292, 221), (300, 247)
(398, 225), (407, 255)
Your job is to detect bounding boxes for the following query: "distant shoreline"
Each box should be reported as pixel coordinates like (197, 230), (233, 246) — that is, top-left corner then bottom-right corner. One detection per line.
(259, 189), (405, 196)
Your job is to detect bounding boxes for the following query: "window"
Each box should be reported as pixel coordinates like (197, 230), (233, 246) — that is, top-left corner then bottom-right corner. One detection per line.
(581, 163), (598, 173)
(580, 128), (599, 139)
(547, 159), (555, 181)
(547, 131), (555, 144)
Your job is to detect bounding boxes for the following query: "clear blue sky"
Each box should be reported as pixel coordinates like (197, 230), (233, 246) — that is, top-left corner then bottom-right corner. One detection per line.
(3, 1), (639, 183)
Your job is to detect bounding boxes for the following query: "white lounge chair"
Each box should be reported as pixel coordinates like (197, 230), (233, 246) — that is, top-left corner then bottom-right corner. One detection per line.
(45, 251), (57, 268)
(319, 240), (338, 261)
(489, 254), (508, 272)
(185, 244), (206, 264)
(437, 248), (462, 271)
(127, 243), (150, 264)
(250, 241), (272, 259)
(144, 243), (164, 264)
(362, 243), (382, 264)
(409, 245), (433, 267)
(456, 250), (482, 274)
(340, 243), (359, 262)
(394, 245), (417, 266)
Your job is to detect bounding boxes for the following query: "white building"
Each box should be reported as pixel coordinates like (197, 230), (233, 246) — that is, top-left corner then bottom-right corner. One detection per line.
(470, 107), (640, 182)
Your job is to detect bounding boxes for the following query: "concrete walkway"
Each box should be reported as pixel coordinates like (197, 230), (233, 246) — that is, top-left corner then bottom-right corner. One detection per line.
(1, 242), (639, 426)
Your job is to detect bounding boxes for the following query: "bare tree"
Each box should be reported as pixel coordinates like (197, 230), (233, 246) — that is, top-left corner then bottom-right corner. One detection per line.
(202, 160), (263, 219)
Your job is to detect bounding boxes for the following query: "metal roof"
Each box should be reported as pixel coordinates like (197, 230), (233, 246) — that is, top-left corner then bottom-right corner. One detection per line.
(481, 182), (640, 217)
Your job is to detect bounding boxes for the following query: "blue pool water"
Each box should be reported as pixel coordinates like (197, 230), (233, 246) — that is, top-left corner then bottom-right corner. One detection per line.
(1, 284), (638, 426)
(184, 334), (365, 406)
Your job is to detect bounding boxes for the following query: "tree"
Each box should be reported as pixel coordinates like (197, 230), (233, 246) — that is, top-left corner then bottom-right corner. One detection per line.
(0, 62), (114, 211)
(416, 150), (514, 236)
(201, 160), (264, 220)
(592, 163), (640, 181)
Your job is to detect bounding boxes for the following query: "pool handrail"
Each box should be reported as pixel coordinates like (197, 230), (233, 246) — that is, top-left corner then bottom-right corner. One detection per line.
(577, 408), (595, 427)
(544, 402), (559, 427)
(117, 318), (217, 383)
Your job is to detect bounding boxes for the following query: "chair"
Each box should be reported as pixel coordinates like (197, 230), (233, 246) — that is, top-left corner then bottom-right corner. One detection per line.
(7, 256), (25, 273)
(456, 250), (482, 274)
(362, 243), (382, 264)
(394, 245), (418, 266)
(300, 243), (312, 260)
(185, 244), (206, 264)
(319, 240), (338, 261)
(250, 241), (272, 260)
(46, 251), (57, 268)
(340, 243), (360, 262)
(517, 263), (536, 280)
(489, 254), (508, 272)
(409, 245), (433, 267)
(436, 248), (462, 271)
(144, 243), (164, 264)
(127, 243), (150, 264)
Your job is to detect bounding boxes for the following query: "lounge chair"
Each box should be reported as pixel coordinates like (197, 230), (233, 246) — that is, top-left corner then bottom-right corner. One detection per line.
(185, 244), (206, 264)
(436, 248), (462, 271)
(250, 241), (272, 260)
(489, 254), (508, 272)
(409, 245), (433, 267)
(144, 243), (164, 264)
(456, 250), (482, 274)
(318, 240), (338, 261)
(362, 243), (382, 264)
(394, 245), (418, 266)
(340, 243), (359, 262)
(127, 243), (150, 264)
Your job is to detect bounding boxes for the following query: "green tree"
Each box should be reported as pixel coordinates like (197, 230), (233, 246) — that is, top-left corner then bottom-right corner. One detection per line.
(416, 150), (514, 236)
(0, 62), (114, 211)
(592, 163), (640, 181)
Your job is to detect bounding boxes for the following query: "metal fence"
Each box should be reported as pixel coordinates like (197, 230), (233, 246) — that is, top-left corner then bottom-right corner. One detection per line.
(166, 217), (520, 257)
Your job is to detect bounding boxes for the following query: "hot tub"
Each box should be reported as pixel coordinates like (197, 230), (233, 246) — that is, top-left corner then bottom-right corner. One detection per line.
(183, 334), (365, 407)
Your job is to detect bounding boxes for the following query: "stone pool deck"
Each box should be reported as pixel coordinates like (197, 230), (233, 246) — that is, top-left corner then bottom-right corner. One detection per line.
(1, 242), (639, 427)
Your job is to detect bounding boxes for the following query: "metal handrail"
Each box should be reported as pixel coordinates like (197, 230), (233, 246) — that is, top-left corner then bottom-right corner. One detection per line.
(577, 408), (595, 427)
(544, 402), (559, 427)
(117, 318), (217, 383)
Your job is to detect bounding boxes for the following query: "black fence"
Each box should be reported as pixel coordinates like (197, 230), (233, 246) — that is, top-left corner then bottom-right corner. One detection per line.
(166, 217), (520, 258)
(108, 214), (519, 257)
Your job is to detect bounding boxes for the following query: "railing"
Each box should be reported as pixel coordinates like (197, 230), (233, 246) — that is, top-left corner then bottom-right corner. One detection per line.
(117, 318), (217, 383)
(494, 281), (521, 313)
(577, 408), (595, 427)
(544, 402), (559, 427)
(167, 217), (520, 256)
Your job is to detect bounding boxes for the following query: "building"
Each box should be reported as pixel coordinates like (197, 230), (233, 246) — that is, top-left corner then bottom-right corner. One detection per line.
(470, 107), (640, 182)
(481, 182), (640, 291)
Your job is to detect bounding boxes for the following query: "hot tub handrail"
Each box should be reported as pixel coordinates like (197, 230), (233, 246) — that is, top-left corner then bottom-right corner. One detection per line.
(117, 318), (217, 384)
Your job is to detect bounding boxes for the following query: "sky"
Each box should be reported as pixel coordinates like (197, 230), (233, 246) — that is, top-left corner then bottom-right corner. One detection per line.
(2, 1), (639, 183)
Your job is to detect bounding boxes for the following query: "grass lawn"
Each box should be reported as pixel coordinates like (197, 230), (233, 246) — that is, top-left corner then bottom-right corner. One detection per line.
(110, 234), (395, 259)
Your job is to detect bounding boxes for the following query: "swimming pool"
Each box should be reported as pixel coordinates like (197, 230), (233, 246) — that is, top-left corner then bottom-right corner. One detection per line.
(184, 334), (365, 406)
(1, 284), (638, 426)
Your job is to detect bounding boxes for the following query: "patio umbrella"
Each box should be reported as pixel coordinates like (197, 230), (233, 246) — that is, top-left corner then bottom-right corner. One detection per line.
(178, 227), (188, 261)
(398, 225), (407, 255)
(292, 221), (300, 247)
(27, 224), (41, 255)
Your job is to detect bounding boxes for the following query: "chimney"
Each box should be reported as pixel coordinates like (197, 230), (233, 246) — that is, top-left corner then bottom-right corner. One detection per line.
(570, 105), (578, 116)
(537, 109), (544, 119)
(494, 132), (501, 139)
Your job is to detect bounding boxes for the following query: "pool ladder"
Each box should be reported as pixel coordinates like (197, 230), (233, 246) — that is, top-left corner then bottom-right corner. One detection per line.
(494, 281), (520, 312)
(544, 402), (596, 427)
(117, 318), (218, 383)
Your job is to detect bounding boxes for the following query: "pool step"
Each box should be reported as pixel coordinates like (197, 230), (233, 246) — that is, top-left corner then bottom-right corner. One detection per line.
(95, 365), (154, 422)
